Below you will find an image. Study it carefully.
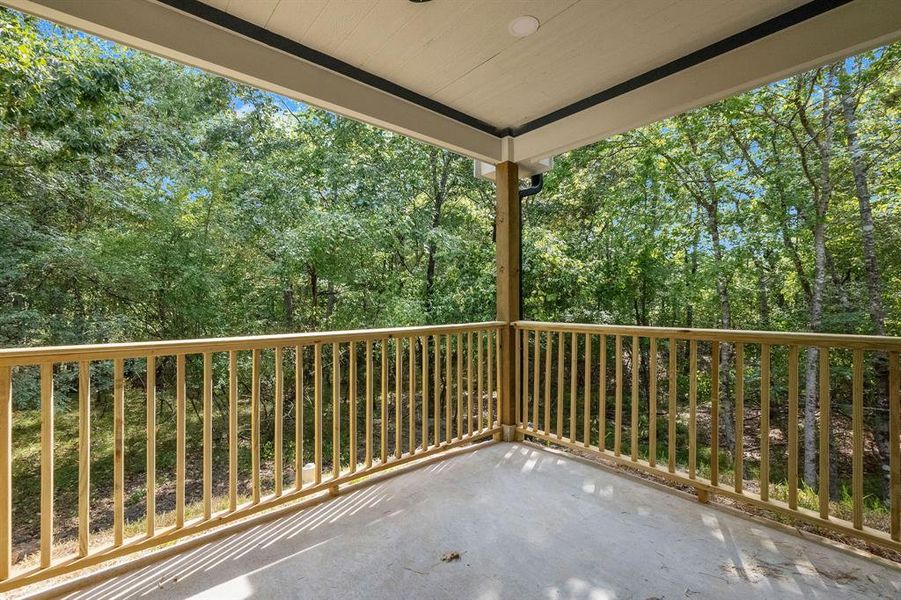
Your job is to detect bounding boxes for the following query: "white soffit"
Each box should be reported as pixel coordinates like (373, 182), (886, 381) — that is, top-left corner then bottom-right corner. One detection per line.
(3, 0), (503, 162)
(512, 0), (901, 162)
(2, 0), (900, 167)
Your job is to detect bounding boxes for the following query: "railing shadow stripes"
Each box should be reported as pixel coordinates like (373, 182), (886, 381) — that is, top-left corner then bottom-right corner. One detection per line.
(0, 321), (503, 592)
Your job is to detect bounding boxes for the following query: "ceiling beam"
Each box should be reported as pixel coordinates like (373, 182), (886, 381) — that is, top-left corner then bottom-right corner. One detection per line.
(4, 0), (503, 163)
(512, 0), (901, 164)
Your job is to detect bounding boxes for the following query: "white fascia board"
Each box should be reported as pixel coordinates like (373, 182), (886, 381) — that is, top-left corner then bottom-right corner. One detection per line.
(512, 0), (901, 164)
(3, 0), (503, 163)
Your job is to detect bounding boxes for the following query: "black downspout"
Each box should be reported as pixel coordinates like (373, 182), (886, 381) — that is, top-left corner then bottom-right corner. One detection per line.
(518, 174), (544, 320)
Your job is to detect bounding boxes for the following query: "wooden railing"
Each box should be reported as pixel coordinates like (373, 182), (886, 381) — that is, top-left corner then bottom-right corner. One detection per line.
(0, 321), (503, 591)
(514, 321), (901, 552)
(3, 317), (899, 592)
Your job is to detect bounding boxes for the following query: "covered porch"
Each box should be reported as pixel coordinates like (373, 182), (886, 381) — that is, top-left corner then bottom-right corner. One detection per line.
(1, 0), (901, 597)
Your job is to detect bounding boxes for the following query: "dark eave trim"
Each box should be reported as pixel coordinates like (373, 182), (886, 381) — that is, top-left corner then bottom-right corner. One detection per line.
(504, 0), (852, 137)
(155, 0), (503, 136)
(158, 0), (851, 140)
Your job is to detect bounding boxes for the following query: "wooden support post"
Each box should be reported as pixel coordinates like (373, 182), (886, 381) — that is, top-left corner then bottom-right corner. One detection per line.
(495, 161), (520, 429)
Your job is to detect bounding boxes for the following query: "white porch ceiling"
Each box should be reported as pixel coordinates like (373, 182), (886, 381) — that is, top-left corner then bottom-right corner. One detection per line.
(4, 0), (901, 166)
(203, 0), (809, 131)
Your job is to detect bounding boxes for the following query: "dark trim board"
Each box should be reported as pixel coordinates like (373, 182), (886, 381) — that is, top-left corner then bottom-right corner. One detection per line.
(508, 0), (852, 136)
(155, 0), (501, 136)
(159, 0), (851, 139)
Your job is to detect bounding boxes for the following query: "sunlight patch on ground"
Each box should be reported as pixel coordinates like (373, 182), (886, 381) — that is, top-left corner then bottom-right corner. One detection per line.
(702, 513), (725, 543)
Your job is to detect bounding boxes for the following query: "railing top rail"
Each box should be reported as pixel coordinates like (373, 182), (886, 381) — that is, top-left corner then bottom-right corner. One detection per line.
(0, 321), (505, 366)
(513, 320), (901, 351)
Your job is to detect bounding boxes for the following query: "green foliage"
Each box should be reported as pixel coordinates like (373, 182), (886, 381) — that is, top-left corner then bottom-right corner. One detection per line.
(527, 48), (900, 338)
(0, 9), (494, 365)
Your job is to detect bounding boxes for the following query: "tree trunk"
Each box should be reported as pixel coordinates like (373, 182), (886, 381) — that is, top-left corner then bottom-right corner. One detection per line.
(282, 280), (294, 330)
(425, 239), (437, 313)
(800, 67), (836, 490)
(704, 201), (735, 450)
(841, 80), (890, 491)
(423, 149), (452, 317)
(753, 257), (770, 329)
(841, 87), (886, 337)
(802, 222), (827, 486)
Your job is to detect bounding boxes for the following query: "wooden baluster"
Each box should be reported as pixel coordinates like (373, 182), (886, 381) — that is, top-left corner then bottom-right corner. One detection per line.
(514, 328), (521, 430)
(274, 348), (284, 497)
(79, 361), (91, 555)
(434, 335), (440, 446)
(532, 331), (539, 432)
(570, 332), (577, 442)
(422, 336), (429, 449)
(251, 349), (261, 504)
(349, 342), (357, 474)
(146, 357), (157, 534)
(688, 340), (696, 476)
(408, 336), (415, 455)
(272, 346), (285, 498)
(852, 349), (863, 529)
(668, 338), (676, 473)
(395, 338), (402, 459)
(295, 345), (304, 491)
(446, 335), (452, 443)
(365, 339), (373, 469)
(113, 358), (124, 545)
(521, 330), (529, 431)
(890, 351), (899, 541)
(479, 331), (486, 432)
(631, 336), (640, 461)
(787, 345), (799, 510)
(544, 332), (551, 435)
(204, 352), (215, 513)
(380, 338), (388, 463)
(488, 331), (495, 428)
(228, 351), (238, 508)
(649, 338), (657, 468)
(494, 330), (501, 428)
(468, 331), (474, 435)
(556, 332), (564, 439)
(0, 366), (11, 578)
(456, 333), (463, 440)
(818, 348), (830, 519)
(599, 335), (606, 451)
(709, 342), (718, 484)
(584, 334), (592, 448)
(332, 342), (341, 480)
(176, 354), (187, 524)
(40, 363), (54, 567)
(615, 335), (623, 457)
(760, 344), (770, 502)
(735, 344), (744, 494)
(314, 344), (322, 485)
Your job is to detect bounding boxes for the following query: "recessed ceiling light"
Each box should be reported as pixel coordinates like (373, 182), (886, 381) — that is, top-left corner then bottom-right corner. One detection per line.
(509, 15), (539, 38)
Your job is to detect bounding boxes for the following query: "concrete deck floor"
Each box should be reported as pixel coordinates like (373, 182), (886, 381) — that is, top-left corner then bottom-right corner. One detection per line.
(57, 442), (899, 600)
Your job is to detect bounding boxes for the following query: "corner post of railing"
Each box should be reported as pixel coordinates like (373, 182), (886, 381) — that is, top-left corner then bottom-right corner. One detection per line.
(495, 161), (520, 442)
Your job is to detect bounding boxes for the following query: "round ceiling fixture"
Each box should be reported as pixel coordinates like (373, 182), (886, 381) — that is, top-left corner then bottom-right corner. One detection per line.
(508, 15), (539, 38)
